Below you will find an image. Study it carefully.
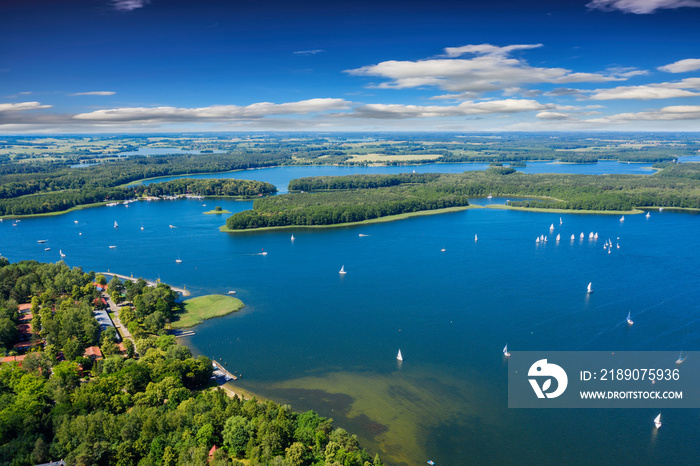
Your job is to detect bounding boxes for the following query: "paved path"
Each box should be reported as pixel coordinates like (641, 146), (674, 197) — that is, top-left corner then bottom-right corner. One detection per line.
(103, 293), (136, 350)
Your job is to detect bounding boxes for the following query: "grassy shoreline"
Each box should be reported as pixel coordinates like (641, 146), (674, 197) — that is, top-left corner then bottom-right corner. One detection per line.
(173, 294), (244, 329)
(219, 205), (479, 232)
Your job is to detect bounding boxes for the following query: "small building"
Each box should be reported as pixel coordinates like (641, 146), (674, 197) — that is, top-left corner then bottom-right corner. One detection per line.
(1, 355), (26, 365)
(18, 303), (32, 313)
(208, 445), (217, 462)
(84, 346), (103, 361)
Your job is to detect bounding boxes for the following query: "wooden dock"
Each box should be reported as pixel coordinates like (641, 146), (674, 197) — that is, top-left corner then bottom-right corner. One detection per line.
(99, 272), (190, 296)
(212, 360), (238, 381)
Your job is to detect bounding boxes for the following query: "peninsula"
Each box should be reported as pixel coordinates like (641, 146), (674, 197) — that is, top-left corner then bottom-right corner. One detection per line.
(223, 164), (700, 231)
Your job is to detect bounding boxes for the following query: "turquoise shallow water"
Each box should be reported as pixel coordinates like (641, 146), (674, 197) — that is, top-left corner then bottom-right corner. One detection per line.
(2, 163), (699, 465)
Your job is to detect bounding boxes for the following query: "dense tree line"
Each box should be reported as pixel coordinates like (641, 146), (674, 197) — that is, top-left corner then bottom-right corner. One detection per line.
(136, 178), (277, 198)
(226, 185), (470, 230)
(0, 260), (381, 465)
(288, 173), (441, 191)
(0, 178), (275, 216)
(227, 165), (700, 230)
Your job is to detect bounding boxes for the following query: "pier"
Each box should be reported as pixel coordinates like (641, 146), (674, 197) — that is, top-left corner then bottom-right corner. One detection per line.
(99, 272), (190, 296)
(212, 360), (238, 381)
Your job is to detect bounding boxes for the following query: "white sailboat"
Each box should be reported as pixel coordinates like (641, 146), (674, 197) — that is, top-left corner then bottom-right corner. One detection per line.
(549, 223), (555, 230)
(626, 312), (633, 325)
(580, 232), (584, 239)
(114, 221), (118, 228)
(339, 265), (346, 275)
(175, 257), (182, 263)
(654, 413), (662, 429)
(536, 237), (540, 243)
(291, 234), (295, 242)
(587, 282), (593, 294)
(140, 226), (144, 230)
(260, 249), (267, 256)
(74, 220), (79, 224)
(474, 234), (478, 242)
(676, 351), (686, 365)
(589, 232), (594, 239)
(60, 250), (66, 258)
(620, 215), (625, 222)
(559, 217), (563, 225)
(397, 349), (403, 361)
(503, 344), (511, 358)
(109, 245), (117, 249)
(646, 212), (651, 218)
(441, 247), (446, 252)
(570, 234), (575, 240)
(556, 234), (560, 241)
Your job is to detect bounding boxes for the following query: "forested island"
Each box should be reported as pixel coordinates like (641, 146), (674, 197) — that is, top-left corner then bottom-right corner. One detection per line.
(0, 260), (381, 465)
(224, 164), (700, 230)
(1, 133), (698, 217)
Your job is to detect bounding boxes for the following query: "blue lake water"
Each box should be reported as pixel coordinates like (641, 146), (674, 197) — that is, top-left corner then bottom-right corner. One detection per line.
(2, 163), (699, 465)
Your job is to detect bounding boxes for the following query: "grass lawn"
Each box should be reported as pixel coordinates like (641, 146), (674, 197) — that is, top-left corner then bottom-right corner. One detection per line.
(173, 295), (244, 329)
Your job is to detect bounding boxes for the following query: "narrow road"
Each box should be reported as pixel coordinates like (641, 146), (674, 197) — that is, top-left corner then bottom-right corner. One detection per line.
(103, 292), (136, 351)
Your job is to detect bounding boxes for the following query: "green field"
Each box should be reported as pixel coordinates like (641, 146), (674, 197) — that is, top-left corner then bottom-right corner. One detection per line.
(173, 294), (244, 328)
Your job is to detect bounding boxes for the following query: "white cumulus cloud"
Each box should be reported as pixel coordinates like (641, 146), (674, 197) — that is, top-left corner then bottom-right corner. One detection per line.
(346, 44), (623, 96)
(587, 78), (700, 100)
(0, 102), (52, 112)
(73, 99), (351, 122)
(350, 99), (548, 119)
(587, 0), (700, 14)
(112, 0), (150, 11)
(658, 58), (700, 73)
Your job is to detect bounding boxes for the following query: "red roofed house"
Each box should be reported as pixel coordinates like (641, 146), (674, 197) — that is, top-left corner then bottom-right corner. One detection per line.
(84, 346), (103, 361)
(208, 446), (217, 462)
(1, 355), (27, 365)
(18, 303), (32, 313)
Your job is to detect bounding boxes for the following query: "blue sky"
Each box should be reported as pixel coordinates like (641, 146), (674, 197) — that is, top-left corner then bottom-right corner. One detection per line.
(2, 0), (700, 133)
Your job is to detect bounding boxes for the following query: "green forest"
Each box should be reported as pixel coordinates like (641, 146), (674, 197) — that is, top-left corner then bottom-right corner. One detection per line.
(0, 178), (276, 217)
(225, 164), (700, 230)
(0, 260), (380, 466)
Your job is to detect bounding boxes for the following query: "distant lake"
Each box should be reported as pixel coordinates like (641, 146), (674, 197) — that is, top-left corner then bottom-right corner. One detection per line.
(2, 161), (699, 465)
(139, 160), (655, 193)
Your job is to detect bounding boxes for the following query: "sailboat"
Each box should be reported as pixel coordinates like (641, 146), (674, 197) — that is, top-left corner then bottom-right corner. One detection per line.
(536, 237), (540, 243)
(441, 247), (446, 252)
(140, 226), (144, 230)
(620, 215), (625, 222)
(549, 223), (555, 230)
(580, 232), (584, 239)
(114, 221), (118, 228)
(109, 245), (117, 249)
(556, 234), (560, 241)
(646, 212), (651, 218)
(676, 351), (686, 365)
(654, 413), (662, 429)
(474, 234), (478, 242)
(175, 257), (182, 263)
(589, 232), (594, 239)
(397, 349), (403, 361)
(339, 265), (346, 275)
(503, 344), (511, 358)
(290, 234), (295, 242)
(559, 217), (563, 225)
(626, 312), (633, 325)
(260, 248), (268, 256)
(59, 250), (65, 258)
(571, 234), (575, 240)
(73, 220), (78, 224)
(587, 282), (593, 294)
